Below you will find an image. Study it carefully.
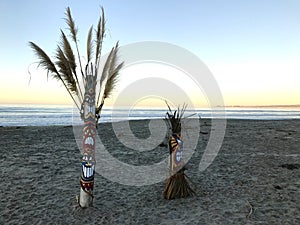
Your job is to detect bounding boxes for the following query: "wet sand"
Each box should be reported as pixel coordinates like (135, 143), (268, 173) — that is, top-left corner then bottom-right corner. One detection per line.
(0, 119), (299, 224)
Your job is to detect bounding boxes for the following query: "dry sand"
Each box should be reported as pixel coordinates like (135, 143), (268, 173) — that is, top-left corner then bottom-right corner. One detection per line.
(0, 119), (299, 224)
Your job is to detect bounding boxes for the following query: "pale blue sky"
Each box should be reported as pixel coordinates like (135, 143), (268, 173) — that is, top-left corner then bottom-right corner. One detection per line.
(0, 0), (300, 106)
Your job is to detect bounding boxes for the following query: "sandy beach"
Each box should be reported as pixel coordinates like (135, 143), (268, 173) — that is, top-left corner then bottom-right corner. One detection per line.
(0, 119), (299, 224)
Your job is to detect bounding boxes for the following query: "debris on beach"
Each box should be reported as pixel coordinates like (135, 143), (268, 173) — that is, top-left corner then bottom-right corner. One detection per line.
(280, 163), (300, 170)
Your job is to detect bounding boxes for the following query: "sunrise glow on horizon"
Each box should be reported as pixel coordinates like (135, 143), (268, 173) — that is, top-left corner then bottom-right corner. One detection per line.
(1, 0), (299, 108)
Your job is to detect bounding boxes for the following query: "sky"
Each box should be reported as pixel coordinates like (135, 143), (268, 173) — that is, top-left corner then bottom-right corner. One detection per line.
(0, 0), (300, 107)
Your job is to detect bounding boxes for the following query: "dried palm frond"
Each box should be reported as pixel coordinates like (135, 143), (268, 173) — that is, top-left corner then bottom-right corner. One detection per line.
(65, 7), (84, 79)
(29, 42), (59, 79)
(98, 46), (115, 98)
(103, 62), (122, 99)
(179, 103), (187, 120)
(103, 42), (122, 99)
(60, 30), (83, 101)
(165, 102), (188, 133)
(29, 41), (81, 110)
(55, 46), (78, 96)
(95, 46), (115, 115)
(95, 42), (123, 124)
(95, 62), (123, 124)
(65, 7), (77, 43)
(87, 26), (94, 63)
(95, 7), (105, 66)
(60, 30), (76, 74)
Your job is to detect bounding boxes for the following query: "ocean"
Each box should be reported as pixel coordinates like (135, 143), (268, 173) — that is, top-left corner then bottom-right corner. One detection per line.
(0, 104), (299, 126)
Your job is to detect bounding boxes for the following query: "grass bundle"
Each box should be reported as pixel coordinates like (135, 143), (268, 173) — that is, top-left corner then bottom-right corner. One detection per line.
(163, 102), (195, 200)
(163, 168), (195, 200)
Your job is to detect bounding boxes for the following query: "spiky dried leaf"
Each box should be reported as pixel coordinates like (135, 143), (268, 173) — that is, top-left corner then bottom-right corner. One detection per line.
(95, 7), (105, 65)
(28, 42), (59, 80)
(96, 46), (115, 106)
(60, 30), (76, 74)
(103, 61), (123, 99)
(55, 46), (78, 95)
(87, 26), (94, 63)
(165, 102), (187, 133)
(65, 7), (78, 43)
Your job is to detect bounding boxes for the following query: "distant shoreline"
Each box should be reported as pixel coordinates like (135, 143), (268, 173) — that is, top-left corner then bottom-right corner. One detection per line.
(1, 105), (299, 127)
(222, 104), (300, 108)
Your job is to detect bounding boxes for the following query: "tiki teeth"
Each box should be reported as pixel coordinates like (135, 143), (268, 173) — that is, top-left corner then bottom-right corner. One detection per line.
(89, 168), (92, 177)
(82, 165), (94, 178)
(87, 168), (90, 178)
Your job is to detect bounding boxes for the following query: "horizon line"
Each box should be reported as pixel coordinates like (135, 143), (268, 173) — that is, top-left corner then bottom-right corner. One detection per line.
(1, 102), (300, 108)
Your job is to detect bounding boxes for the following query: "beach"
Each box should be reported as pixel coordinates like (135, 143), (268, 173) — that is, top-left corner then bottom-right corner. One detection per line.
(0, 119), (299, 224)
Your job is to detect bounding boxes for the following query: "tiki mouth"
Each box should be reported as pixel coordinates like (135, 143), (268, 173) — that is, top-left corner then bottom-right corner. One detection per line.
(84, 136), (94, 146)
(82, 164), (95, 179)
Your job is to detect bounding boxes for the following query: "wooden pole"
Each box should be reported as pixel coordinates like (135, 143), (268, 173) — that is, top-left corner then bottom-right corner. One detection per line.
(79, 75), (97, 207)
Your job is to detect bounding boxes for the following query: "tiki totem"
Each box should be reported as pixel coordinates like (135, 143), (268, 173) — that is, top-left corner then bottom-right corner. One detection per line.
(163, 107), (195, 200)
(79, 75), (97, 207)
